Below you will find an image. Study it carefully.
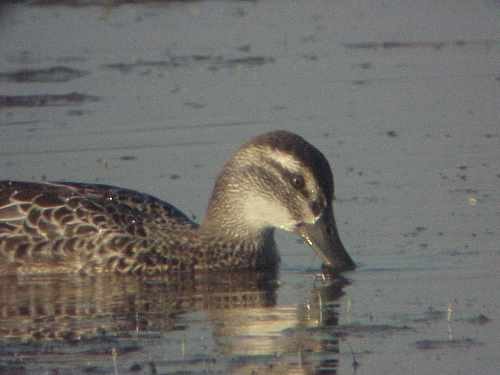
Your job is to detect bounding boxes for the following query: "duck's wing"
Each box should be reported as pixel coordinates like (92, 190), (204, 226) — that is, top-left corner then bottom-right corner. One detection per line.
(0, 181), (196, 272)
(53, 181), (197, 228)
(0, 181), (196, 239)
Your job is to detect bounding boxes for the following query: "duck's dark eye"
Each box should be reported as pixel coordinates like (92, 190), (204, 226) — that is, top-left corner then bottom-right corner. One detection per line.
(291, 174), (305, 190)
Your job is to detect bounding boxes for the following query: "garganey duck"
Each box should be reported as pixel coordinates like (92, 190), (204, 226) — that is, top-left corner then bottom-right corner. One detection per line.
(0, 130), (355, 275)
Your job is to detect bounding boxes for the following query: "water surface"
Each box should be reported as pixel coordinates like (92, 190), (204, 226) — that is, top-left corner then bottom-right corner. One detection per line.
(0, 0), (499, 374)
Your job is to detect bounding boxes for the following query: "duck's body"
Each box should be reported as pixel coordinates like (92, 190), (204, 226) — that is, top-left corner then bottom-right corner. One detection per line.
(0, 131), (355, 275)
(0, 181), (273, 274)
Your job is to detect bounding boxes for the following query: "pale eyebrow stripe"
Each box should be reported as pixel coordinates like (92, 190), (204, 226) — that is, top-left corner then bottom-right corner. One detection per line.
(264, 157), (311, 199)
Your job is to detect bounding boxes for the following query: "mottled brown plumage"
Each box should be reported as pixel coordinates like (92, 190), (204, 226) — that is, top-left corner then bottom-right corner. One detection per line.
(0, 131), (355, 275)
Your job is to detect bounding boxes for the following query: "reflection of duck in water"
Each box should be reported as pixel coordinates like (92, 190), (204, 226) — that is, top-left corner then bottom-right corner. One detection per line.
(0, 271), (348, 374)
(0, 272), (278, 341)
(217, 274), (350, 375)
(0, 130), (354, 275)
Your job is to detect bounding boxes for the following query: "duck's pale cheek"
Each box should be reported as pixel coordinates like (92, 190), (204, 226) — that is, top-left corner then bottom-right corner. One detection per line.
(241, 196), (296, 231)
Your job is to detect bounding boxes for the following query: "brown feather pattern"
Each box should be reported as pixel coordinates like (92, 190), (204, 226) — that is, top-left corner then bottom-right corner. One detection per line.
(0, 181), (271, 275)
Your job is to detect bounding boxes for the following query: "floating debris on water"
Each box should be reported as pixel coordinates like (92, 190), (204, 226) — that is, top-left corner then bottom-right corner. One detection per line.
(119, 155), (137, 161)
(103, 55), (275, 74)
(415, 337), (483, 350)
(0, 92), (99, 108)
(468, 196), (477, 206)
(0, 66), (89, 83)
(464, 314), (491, 325)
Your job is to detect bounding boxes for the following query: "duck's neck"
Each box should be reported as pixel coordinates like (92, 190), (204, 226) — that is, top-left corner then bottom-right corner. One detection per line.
(199, 201), (269, 246)
(199, 187), (275, 261)
(195, 157), (280, 269)
(200, 160), (261, 239)
(197, 221), (278, 271)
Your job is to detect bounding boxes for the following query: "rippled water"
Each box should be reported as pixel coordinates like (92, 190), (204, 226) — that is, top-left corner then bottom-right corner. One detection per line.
(1, 0), (499, 374)
(0, 271), (351, 374)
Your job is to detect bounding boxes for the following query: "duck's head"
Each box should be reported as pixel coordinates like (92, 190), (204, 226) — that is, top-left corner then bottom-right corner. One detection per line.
(203, 130), (355, 272)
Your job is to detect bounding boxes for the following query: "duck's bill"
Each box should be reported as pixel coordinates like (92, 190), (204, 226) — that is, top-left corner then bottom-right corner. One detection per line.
(297, 208), (355, 272)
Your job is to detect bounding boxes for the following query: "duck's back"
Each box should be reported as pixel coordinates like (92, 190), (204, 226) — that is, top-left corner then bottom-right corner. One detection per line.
(0, 181), (196, 274)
